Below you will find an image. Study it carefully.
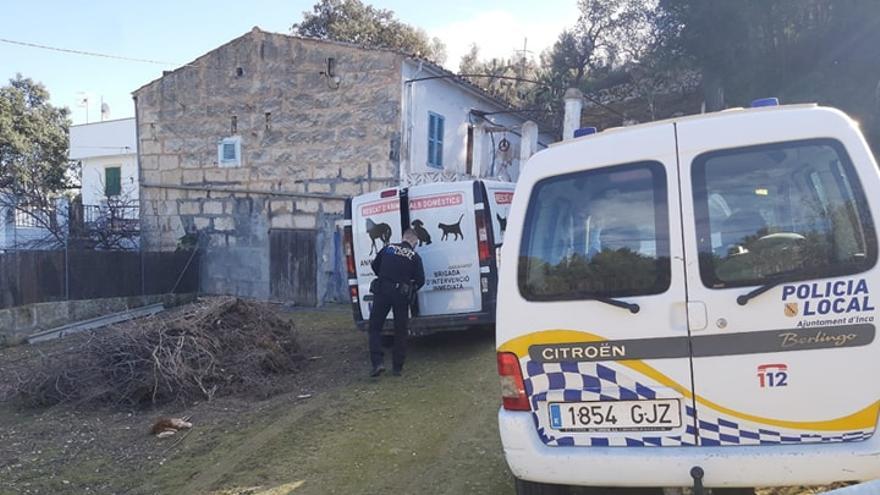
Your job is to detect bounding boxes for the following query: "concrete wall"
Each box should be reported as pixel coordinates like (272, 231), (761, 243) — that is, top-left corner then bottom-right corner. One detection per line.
(80, 154), (139, 205)
(133, 29), (402, 303)
(0, 293), (194, 345)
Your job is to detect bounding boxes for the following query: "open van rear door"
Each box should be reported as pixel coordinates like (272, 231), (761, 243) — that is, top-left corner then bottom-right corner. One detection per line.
(676, 107), (880, 446)
(351, 188), (402, 320)
(408, 182), (483, 317)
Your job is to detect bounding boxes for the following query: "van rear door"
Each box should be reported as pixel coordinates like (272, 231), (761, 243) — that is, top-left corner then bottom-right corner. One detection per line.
(676, 107), (880, 446)
(408, 182), (482, 317)
(501, 123), (697, 447)
(351, 188), (402, 320)
(484, 180), (516, 246)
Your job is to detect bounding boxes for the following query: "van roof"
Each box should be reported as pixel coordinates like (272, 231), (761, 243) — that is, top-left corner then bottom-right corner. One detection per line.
(552, 103), (823, 147)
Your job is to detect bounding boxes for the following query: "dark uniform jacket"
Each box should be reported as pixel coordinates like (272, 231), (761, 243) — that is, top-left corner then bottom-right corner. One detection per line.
(371, 241), (425, 293)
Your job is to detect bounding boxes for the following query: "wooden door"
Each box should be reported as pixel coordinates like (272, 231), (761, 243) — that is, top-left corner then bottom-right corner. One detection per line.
(269, 229), (317, 306)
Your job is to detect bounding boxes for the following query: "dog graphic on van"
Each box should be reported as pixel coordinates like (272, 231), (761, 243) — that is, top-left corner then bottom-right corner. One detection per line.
(411, 219), (432, 246)
(366, 218), (392, 254)
(439, 214), (465, 241)
(497, 213), (507, 233)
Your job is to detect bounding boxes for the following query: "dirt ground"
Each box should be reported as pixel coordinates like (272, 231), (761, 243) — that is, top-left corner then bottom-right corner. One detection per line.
(0, 304), (847, 495)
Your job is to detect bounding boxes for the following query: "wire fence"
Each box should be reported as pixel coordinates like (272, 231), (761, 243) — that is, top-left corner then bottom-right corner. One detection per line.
(0, 249), (200, 310)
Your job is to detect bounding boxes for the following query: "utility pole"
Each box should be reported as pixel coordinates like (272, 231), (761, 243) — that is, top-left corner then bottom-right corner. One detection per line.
(513, 37), (532, 79)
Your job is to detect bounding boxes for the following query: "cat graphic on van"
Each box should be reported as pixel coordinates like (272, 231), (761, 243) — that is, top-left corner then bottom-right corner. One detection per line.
(497, 213), (508, 233)
(411, 219), (432, 246)
(439, 214), (465, 241)
(366, 218), (392, 254)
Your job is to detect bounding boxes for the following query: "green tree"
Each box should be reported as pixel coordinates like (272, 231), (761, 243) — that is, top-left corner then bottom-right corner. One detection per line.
(0, 74), (71, 200)
(657, 0), (880, 148)
(457, 44), (542, 110)
(292, 0), (446, 64)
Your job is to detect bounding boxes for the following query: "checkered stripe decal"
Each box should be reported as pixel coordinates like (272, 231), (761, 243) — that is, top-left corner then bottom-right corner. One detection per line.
(523, 360), (874, 447)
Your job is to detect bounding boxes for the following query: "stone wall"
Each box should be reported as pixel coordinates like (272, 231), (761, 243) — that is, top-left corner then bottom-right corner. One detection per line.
(134, 29), (402, 303)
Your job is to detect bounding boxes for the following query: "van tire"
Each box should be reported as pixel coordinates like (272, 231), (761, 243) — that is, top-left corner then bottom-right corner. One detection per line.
(514, 478), (570, 495)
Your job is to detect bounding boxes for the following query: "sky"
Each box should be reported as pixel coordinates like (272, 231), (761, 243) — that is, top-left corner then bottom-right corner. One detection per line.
(0, 0), (579, 125)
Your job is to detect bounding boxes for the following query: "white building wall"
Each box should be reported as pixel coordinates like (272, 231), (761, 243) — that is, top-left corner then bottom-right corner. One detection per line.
(80, 154), (139, 205)
(400, 61), (552, 184)
(69, 118), (138, 205)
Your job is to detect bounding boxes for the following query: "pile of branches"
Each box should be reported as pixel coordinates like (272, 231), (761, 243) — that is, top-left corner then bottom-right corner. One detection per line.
(14, 298), (302, 408)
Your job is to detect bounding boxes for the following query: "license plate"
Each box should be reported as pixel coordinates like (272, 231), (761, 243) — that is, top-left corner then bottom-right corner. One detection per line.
(548, 399), (681, 432)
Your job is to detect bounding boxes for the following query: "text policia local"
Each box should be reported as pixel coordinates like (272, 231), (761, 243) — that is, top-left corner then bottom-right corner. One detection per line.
(783, 279), (875, 316)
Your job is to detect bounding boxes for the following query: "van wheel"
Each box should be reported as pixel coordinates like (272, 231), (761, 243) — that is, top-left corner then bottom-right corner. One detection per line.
(514, 478), (571, 495)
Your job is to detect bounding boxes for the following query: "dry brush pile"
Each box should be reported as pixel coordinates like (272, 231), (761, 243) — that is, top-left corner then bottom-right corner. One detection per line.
(12, 298), (302, 408)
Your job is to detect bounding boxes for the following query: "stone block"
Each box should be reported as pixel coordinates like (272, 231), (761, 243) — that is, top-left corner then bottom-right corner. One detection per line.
(159, 154), (180, 170)
(179, 200), (201, 215)
(227, 167), (250, 183)
(307, 182), (331, 193)
(159, 200), (177, 216)
(271, 213), (295, 229)
(341, 161), (369, 179)
(141, 140), (161, 155)
(141, 155), (160, 170)
(160, 170), (182, 185)
(187, 189), (209, 199)
(333, 181), (362, 196)
(270, 200), (293, 214)
(323, 200), (345, 215)
(203, 201), (224, 215)
(294, 214), (317, 229)
(296, 199), (321, 213)
(142, 169), (161, 184)
(312, 163), (342, 180)
(194, 216), (211, 230)
(213, 216), (235, 232)
(204, 168), (228, 183)
(182, 170), (204, 184)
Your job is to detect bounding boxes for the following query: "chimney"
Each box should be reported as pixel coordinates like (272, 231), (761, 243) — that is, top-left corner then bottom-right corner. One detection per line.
(520, 120), (539, 166)
(562, 88), (583, 141)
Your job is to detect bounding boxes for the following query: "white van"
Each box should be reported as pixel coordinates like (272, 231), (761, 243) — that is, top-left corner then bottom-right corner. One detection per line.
(344, 180), (514, 334)
(496, 101), (880, 493)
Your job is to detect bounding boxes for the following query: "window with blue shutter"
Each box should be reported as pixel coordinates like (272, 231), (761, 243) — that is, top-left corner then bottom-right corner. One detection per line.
(427, 112), (444, 169)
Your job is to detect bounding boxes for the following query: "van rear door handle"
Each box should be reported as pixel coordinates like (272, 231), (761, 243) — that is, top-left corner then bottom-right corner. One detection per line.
(687, 301), (708, 331)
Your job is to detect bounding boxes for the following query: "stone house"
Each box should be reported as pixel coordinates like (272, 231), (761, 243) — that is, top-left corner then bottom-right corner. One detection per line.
(133, 27), (550, 305)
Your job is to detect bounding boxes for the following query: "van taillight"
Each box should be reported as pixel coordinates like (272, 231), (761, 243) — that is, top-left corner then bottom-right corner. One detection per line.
(497, 352), (530, 411)
(475, 213), (491, 264)
(343, 228), (356, 276)
(349, 285), (359, 303)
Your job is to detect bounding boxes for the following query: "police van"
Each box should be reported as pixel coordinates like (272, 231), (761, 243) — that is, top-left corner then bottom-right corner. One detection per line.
(344, 180), (514, 334)
(496, 100), (880, 493)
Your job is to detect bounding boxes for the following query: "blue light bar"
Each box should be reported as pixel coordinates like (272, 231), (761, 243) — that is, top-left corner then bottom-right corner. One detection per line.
(574, 126), (598, 137)
(751, 97), (779, 108)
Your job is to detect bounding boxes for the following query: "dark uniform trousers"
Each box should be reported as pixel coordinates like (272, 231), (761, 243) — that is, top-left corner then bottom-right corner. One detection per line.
(368, 281), (409, 370)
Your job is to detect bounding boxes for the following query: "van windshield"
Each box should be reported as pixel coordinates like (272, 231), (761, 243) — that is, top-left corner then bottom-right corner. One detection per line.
(518, 161), (671, 301)
(692, 139), (877, 288)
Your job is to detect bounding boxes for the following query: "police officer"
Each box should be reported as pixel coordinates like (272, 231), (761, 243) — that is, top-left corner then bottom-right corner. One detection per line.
(368, 228), (425, 377)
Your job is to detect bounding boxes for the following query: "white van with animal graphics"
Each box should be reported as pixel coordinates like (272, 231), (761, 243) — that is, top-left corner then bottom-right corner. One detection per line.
(496, 100), (880, 494)
(343, 180), (514, 334)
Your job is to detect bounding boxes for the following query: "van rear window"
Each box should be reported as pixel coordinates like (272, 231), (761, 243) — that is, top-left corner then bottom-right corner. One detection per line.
(518, 162), (671, 301)
(692, 139), (877, 288)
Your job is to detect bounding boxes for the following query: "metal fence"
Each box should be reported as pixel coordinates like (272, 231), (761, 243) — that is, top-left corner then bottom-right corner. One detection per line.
(0, 249), (200, 310)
